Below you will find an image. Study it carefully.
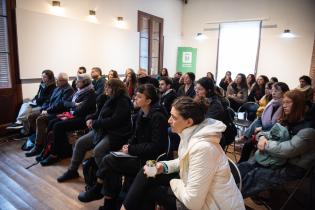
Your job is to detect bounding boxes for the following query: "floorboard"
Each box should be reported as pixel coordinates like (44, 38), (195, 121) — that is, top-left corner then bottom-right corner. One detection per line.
(0, 139), (103, 210)
(0, 136), (308, 210)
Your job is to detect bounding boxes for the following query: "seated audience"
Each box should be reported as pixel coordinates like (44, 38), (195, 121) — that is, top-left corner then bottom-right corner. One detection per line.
(247, 75), (269, 102)
(39, 73), (96, 166)
(177, 72), (196, 98)
(238, 82), (290, 163)
(246, 74), (256, 92)
(121, 97), (245, 210)
(108, 69), (119, 80)
(195, 77), (224, 121)
(172, 71), (182, 92)
(238, 90), (315, 198)
(195, 77), (237, 148)
(256, 81), (273, 117)
(137, 68), (159, 88)
(72, 66), (87, 91)
(7, 70), (56, 132)
(124, 69), (137, 98)
(157, 67), (169, 80)
(219, 70), (233, 92)
(206, 71), (216, 83)
(91, 67), (106, 98)
(295, 75), (313, 103)
(57, 79), (133, 181)
(77, 84), (169, 208)
(25, 73), (74, 157)
(123, 68), (134, 82)
(226, 73), (248, 111)
(159, 76), (177, 116)
(270, 77), (278, 83)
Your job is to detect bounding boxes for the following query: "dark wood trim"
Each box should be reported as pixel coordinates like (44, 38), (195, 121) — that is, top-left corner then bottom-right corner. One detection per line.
(7, 0), (21, 87)
(148, 18), (152, 74)
(309, 38), (315, 101)
(0, 0), (21, 136)
(215, 24), (221, 81)
(137, 11), (163, 31)
(254, 21), (262, 77)
(138, 10), (164, 75)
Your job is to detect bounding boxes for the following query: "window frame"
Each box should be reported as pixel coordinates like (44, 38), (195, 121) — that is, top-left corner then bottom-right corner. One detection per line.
(137, 10), (164, 75)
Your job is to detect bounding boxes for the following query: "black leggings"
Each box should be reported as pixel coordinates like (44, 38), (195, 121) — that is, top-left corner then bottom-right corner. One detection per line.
(123, 169), (179, 210)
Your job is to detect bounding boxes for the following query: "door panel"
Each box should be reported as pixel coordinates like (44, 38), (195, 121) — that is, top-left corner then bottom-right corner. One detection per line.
(0, 0), (21, 136)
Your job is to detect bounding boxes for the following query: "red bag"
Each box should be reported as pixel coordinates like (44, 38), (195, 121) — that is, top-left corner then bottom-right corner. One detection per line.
(57, 112), (75, 121)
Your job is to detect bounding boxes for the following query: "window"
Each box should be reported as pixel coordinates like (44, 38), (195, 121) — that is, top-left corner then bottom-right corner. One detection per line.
(138, 11), (163, 75)
(0, 0), (11, 88)
(216, 21), (261, 81)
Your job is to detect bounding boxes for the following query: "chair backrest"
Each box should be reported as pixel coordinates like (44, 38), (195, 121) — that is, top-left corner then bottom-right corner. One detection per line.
(158, 136), (172, 161)
(167, 136), (171, 157)
(237, 102), (259, 122)
(226, 107), (236, 122)
(221, 97), (231, 108)
(227, 157), (242, 191)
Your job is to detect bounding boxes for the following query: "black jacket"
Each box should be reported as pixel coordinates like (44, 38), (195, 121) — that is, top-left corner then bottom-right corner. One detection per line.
(177, 84), (196, 98)
(64, 89), (96, 118)
(91, 93), (133, 149)
(33, 82), (56, 107)
(128, 103), (169, 162)
(248, 85), (265, 102)
(137, 76), (159, 88)
(45, 84), (74, 114)
(160, 89), (177, 116)
(92, 76), (106, 98)
(206, 95), (225, 122)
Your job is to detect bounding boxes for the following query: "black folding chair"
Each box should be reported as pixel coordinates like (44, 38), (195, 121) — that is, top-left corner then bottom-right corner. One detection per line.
(234, 102), (259, 136)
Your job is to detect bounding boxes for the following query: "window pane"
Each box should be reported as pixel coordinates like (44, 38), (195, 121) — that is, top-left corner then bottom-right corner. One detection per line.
(0, 16), (9, 52)
(139, 17), (149, 39)
(0, 53), (11, 88)
(140, 56), (148, 70)
(151, 57), (158, 75)
(217, 21), (261, 81)
(140, 37), (149, 58)
(0, 0), (6, 16)
(0, 0), (10, 89)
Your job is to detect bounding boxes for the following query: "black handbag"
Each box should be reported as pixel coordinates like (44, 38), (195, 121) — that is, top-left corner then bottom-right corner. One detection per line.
(82, 157), (98, 191)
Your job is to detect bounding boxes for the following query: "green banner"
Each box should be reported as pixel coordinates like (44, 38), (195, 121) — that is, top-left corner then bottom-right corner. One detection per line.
(176, 47), (197, 73)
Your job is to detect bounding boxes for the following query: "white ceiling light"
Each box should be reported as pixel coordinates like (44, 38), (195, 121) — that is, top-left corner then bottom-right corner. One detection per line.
(195, 32), (208, 41)
(281, 29), (295, 38)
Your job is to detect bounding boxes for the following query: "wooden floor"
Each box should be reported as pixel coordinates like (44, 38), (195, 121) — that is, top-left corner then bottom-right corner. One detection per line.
(0, 137), (103, 210)
(0, 136), (308, 210)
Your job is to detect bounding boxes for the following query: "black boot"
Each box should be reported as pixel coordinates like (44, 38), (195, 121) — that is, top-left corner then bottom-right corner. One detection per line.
(25, 146), (42, 157)
(40, 154), (60, 166)
(99, 198), (117, 210)
(57, 169), (79, 182)
(78, 183), (103, 202)
(35, 150), (46, 162)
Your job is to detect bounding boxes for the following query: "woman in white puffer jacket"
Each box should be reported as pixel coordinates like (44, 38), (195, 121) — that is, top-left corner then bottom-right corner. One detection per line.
(121, 97), (245, 210)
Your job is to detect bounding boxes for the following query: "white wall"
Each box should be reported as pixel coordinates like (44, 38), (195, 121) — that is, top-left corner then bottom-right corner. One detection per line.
(182, 0), (315, 89)
(16, 0), (183, 98)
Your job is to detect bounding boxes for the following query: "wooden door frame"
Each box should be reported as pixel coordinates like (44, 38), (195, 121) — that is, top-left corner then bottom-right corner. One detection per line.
(0, 0), (22, 135)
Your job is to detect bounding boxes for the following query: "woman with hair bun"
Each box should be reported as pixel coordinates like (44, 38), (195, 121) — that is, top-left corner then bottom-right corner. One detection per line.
(121, 96), (245, 210)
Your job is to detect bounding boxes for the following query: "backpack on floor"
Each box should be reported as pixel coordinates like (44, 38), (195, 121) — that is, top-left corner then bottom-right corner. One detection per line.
(82, 157), (98, 191)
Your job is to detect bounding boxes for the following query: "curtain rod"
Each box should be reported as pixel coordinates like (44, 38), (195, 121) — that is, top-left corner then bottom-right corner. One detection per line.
(205, 17), (269, 24)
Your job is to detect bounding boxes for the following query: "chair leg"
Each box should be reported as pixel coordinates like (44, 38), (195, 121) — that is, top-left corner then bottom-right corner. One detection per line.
(233, 140), (237, 162)
(279, 166), (314, 210)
